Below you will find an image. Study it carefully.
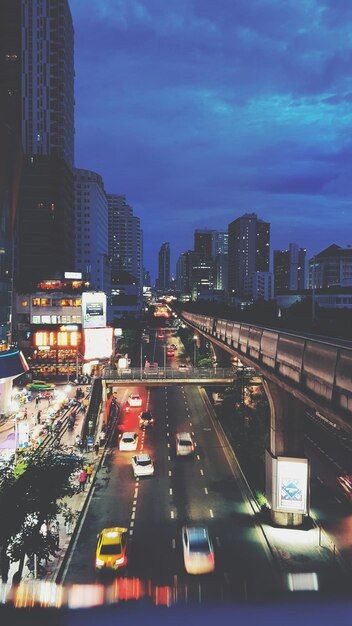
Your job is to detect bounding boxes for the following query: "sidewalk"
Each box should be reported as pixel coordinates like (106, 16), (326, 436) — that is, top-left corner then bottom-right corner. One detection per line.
(0, 382), (106, 584)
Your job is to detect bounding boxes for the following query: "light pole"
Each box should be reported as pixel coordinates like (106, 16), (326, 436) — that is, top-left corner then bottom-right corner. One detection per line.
(193, 335), (197, 367)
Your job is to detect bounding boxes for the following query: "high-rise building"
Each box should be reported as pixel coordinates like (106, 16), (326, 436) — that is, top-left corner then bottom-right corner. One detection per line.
(0, 0), (23, 346)
(228, 213), (270, 299)
(194, 229), (214, 261)
(176, 250), (194, 295)
(158, 242), (170, 292)
(74, 169), (110, 293)
(107, 194), (143, 287)
(308, 244), (352, 289)
(212, 231), (228, 291)
(14, 0), (75, 292)
(274, 244), (306, 295)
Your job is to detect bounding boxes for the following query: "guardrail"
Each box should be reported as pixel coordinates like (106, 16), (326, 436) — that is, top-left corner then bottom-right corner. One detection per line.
(102, 367), (236, 381)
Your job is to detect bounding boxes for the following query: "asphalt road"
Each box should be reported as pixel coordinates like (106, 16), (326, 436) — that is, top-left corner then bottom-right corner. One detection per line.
(62, 382), (278, 601)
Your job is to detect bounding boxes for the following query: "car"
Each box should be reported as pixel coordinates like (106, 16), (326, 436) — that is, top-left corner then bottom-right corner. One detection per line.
(139, 411), (155, 428)
(182, 526), (215, 575)
(119, 432), (138, 451)
(131, 453), (154, 478)
(175, 432), (194, 456)
(95, 527), (128, 572)
(127, 393), (143, 407)
(178, 363), (191, 371)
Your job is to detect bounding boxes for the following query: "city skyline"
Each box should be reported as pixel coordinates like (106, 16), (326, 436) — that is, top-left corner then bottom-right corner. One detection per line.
(71, 0), (352, 279)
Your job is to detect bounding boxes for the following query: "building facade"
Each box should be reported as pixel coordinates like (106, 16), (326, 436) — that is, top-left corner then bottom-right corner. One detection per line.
(158, 242), (170, 292)
(308, 244), (352, 289)
(274, 243), (306, 295)
(74, 168), (110, 293)
(228, 213), (270, 299)
(15, 0), (75, 292)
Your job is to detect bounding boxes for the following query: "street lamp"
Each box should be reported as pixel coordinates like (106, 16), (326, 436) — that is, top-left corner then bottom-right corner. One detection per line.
(193, 335), (197, 367)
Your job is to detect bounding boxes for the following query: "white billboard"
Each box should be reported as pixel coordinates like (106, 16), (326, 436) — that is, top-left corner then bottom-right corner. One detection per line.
(83, 327), (113, 361)
(82, 292), (107, 329)
(276, 457), (309, 514)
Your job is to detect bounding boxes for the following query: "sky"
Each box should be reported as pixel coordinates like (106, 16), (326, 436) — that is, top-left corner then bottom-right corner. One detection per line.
(70, 0), (352, 281)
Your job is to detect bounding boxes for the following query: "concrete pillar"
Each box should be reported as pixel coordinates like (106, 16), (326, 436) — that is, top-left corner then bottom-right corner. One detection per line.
(0, 378), (13, 415)
(263, 378), (309, 527)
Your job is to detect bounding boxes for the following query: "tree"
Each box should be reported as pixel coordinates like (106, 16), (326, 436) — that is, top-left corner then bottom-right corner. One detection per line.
(0, 448), (82, 582)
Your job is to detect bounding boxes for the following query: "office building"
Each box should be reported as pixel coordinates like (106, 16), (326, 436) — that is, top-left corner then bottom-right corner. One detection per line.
(158, 242), (170, 292)
(245, 272), (274, 301)
(108, 194), (143, 317)
(14, 0), (75, 292)
(274, 244), (306, 295)
(308, 244), (352, 289)
(176, 251), (194, 296)
(228, 213), (270, 299)
(74, 169), (110, 293)
(212, 231), (228, 291)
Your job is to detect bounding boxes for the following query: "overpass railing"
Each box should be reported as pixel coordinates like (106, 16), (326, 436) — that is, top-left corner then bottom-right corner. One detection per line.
(102, 367), (235, 381)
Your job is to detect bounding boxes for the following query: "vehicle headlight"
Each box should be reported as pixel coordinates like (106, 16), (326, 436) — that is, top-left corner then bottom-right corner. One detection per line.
(96, 558), (105, 566)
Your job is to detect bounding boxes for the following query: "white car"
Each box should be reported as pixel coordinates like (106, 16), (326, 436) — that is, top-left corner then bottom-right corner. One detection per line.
(131, 454), (154, 478)
(127, 393), (142, 407)
(182, 526), (215, 575)
(119, 432), (138, 451)
(175, 432), (194, 456)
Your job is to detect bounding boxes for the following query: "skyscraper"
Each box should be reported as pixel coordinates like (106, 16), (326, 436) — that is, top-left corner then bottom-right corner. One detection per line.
(158, 242), (170, 292)
(0, 0), (22, 346)
(15, 0), (75, 291)
(274, 243), (306, 295)
(228, 213), (270, 299)
(74, 169), (110, 292)
(107, 194), (143, 287)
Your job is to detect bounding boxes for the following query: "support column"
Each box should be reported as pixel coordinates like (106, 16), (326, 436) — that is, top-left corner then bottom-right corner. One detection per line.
(263, 378), (309, 527)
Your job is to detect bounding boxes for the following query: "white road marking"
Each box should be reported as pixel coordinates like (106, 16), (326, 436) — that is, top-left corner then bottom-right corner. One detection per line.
(172, 538), (176, 549)
(130, 520), (134, 527)
(196, 455), (200, 461)
(166, 432), (169, 437)
(169, 470), (172, 477)
(204, 487), (208, 495)
(134, 488), (138, 498)
(167, 443), (170, 448)
(129, 529), (134, 536)
(209, 509), (214, 518)
(131, 511), (135, 520)
(132, 505), (136, 511)
(168, 455), (171, 461)
(169, 488), (173, 495)
(200, 469), (204, 476)
(171, 511), (174, 519)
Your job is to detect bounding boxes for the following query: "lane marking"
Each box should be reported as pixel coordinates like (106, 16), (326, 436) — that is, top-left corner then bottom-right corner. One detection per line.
(168, 455), (171, 461)
(172, 538), (176, 549)
(167, 443), (170, 448)
(134, 488), (138, 498)
(200, 469), (204, 476)
(129, 529), (134, 536)
(169, 470), (172, 477)
(209, 509), (214, 518)
(169, 488), (173, 495)
(131, 511), (135, 520)
(196, 455), (200, 461)
(204, 487), (208, 495)
(130, 520), (134, 527)
(171, 511), (174, 519)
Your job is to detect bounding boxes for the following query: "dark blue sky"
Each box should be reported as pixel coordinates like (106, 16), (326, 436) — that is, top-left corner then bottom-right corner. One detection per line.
(70, 0), (352, 280)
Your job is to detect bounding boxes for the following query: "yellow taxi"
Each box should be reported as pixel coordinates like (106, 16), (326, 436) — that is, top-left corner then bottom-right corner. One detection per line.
(95, 527), (128, 572)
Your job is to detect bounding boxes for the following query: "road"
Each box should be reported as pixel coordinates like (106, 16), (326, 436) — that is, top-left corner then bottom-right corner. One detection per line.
(62, 382), (278, 601)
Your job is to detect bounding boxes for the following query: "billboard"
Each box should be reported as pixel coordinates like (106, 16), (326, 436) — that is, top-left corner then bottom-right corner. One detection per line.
(83, 327), (113, 361)
(82, 292), (107, 329)
(276, 457), (309, 514)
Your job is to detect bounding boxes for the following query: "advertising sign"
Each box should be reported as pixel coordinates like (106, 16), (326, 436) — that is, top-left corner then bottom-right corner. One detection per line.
(18, 421), (30, 449)
(83, 327), (113, 360)
(276, 457), (309, 514)
(82, 292), (107, 329)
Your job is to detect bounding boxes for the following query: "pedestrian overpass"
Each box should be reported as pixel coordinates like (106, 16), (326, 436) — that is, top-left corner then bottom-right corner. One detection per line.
(102, 366), (236, 386)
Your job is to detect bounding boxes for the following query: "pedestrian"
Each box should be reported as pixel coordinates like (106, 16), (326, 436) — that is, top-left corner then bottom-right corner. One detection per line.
(65, 519), (72, 535)
(99, 431), (106, 446)
(23, 407), (28, 419)
(79, 468), (87, 492)
(37, 410), (41, 425)
(94, 442), (99, 457)
(35, 396), (39, 406)
(85, 463), (93, 483)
